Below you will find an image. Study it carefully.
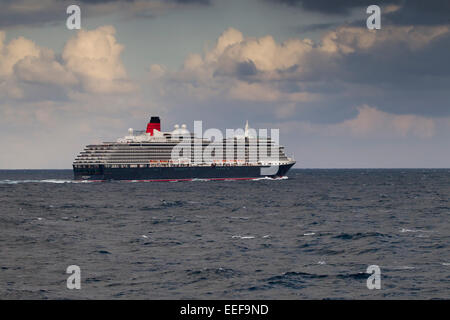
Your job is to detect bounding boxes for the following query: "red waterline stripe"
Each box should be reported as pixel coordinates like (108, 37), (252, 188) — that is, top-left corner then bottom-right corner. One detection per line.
(82, 177), (264, 182)
(123, 177), (259, 182)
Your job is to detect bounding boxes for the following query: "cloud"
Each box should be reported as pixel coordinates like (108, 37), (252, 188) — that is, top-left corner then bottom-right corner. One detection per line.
(265, 0), (450, 26)
(0, 0), (66, 29)
(339, 105), (436, 138)
(158, 27), (319, 102)
(0, 25), (136, 95)
(0, 24), (153, 169)
(181, 24), (450, 82)
(382, 0), (450, 26)
(0, 33), (41, 77)
(267, 105), (442, 140)
(0, 31), (76, 99)
(0, 0), (211, 29)
(319, 25), (450, 53)
(62, 25), (135, 93)
(152, 24), (450, 121)
(209, 27), (314, 73)
(265, 0), (401, 15)
(14, 50), (78, 86)
(0, 23), (170, 167)
(229, 81), (316, 102)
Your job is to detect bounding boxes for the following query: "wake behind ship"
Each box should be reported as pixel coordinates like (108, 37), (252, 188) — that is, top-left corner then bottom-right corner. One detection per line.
(73, 117), (295, 181)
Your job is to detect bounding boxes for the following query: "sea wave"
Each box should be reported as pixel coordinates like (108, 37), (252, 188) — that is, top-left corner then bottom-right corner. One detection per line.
(0, 179), (92, 184)
(232, 235), (256, 239)
(0, 177), (289, 184)
(251, 176), (288, 181)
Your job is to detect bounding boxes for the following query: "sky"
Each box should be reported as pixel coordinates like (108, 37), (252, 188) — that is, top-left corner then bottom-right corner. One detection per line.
(0, 0), (449, 169)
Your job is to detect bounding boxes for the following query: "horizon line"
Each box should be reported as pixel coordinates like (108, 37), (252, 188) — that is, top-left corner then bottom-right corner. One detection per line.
(0, 168), (449, 170)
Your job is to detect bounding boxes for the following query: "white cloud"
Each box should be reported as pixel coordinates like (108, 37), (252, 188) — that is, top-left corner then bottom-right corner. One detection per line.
(0, 33), (40, 78)
(15, 49), (78, 86)
(158, 27), (318, 102)
(62, 26), (136, 94)
(201, 27), (315, 75)
(0, 30), (69, 88)
(340, 105), (436, 138)
(149, 64), (167, 79)
(320, 25), (450, 54)
(0, 25), (136, 95)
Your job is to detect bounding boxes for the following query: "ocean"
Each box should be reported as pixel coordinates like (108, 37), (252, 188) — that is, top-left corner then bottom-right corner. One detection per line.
(0, 169), (449, 299)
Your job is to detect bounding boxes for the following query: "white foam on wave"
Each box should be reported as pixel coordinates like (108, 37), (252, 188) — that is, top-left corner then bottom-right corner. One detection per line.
(0, 179), (85, 184)
(386, 265), (416, 270)
(42, 179), (76, 184)
(400, 228), (419, 233)
(232, 235), (256, 240)
(400, 228), (433, 233)
(251, 176), (288, 181)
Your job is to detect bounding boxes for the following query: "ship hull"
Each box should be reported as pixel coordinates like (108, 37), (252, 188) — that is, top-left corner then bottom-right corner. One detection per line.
(73, 163), (295, 181)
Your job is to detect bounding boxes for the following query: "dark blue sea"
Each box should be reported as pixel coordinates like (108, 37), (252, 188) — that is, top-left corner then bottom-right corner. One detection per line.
(0, 169), (449, 299)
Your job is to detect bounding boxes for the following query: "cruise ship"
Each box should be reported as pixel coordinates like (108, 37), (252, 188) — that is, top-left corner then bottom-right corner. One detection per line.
(73, 116), (295, 181)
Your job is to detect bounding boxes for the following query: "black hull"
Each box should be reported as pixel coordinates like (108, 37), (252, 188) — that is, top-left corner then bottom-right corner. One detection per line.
(73, 163), (294, 181)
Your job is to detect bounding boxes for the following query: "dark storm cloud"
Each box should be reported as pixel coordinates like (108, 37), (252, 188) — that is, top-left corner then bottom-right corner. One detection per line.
(0, 1), (66, 29)
(212, 59), (259, 80)
(266, 0), (450, 26)
(384, 0), (450, 26)
(0, 0), (211, 29)
(75, 0), (210, 3)
(235, 61), (259, 77)
(266, 0), (400, 15)
(170, 0), (210, 4)
(276, 31), (450, 117)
